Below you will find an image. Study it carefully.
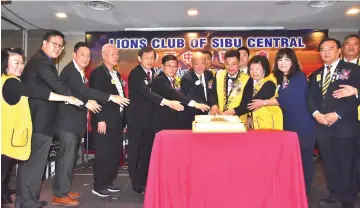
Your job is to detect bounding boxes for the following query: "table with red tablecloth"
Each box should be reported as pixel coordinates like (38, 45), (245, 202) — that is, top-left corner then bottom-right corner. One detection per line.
(144, 130), (308, 208)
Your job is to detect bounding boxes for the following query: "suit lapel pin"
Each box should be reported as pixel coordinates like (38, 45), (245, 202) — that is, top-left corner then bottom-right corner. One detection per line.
(144, 79), (149, 85)
(111, 79), (116, 85)
(195, 80), (201, 85)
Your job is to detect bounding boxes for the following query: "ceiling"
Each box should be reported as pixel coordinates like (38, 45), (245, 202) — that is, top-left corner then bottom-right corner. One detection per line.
(1, 1), (360, 32)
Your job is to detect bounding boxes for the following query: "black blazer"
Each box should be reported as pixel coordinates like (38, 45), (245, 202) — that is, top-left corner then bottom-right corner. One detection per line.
(57, 61), (110, 134)
(21, 49), (71, 137)
(307, 60), (360, 138)
(89, 64), (126, 130)
(127, 64), (163, 129)
(151, 72), (191, 133)
(178, 69), (213, 129)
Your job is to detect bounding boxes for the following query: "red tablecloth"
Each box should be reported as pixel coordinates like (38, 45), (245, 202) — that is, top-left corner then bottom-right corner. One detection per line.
(144, 130), (308, 208)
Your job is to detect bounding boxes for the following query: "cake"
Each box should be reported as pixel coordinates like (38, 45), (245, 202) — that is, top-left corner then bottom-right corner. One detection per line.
(192, 115), (246, 133)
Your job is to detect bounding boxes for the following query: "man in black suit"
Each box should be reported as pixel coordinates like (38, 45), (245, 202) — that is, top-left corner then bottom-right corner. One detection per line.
(307, 38), (360, 208)
(53, 42), (128, 205)
(179, 52), (213, 129)
(152, 54), (209, 132)
(127, 47), (184, 194)
(15, 30), (83, 208)
(89, 44), (130, 197)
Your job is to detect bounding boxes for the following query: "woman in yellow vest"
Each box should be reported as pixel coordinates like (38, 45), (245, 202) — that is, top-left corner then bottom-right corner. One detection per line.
(245, 55), (283, 130)
(1, 48), (82, 192)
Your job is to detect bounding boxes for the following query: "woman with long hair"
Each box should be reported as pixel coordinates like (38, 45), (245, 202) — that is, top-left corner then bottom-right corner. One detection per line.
(248, 48), (316, 196)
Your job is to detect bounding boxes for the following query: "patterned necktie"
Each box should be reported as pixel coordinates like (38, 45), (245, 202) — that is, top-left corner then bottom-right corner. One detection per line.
(322, 65), (332, 97)
(199, 74), (203, 85)
(147, 71), (151, 83)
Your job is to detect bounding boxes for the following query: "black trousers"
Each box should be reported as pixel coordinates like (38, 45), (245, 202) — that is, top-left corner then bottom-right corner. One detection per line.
(127, 125), (155, 190)
(317, 135), (357, 205)
(356, 122), (360, 191)
(298, 132), (316, 196)
(15, 133), (53, 208)
(1, 155), (13, 187)
(93, 128), (123, 190)
(52, 131), (80, 197)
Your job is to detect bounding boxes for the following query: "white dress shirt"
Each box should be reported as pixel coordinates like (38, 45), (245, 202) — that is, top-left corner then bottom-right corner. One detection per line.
(109, 69), (125, 112)
(323, 59), (340, 85)
(195, 72), (207, 101)
(73, 60), (86, 83)
(344, 56), (359, 65)
(227, 72), (238, 96)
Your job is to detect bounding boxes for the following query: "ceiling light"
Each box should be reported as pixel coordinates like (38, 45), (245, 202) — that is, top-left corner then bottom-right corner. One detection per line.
(85, 1), (113, 11)
(55, 12), (67, 18)
(187, 9), (198, 16)
(308, 0), (338, 8)
(346, 7), (360, 15)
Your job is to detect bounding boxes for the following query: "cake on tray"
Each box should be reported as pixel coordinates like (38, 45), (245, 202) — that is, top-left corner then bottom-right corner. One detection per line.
(192, 115), (246, 132)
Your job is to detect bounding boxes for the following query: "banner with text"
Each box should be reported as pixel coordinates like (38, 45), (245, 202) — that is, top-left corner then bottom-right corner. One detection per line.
(85, 30), (327, 92)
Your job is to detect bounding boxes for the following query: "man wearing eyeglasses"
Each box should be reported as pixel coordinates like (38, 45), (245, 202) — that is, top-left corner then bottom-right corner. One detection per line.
(15, 30), (83, 208)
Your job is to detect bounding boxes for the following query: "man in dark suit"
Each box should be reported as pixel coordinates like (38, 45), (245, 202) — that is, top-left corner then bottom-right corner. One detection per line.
(15, 30), (83, 208)
(307, 38), (360, 208)
(53, 42), (128, 205)
(127, 47), (184, 194)
(179, 52), (213, 129)
(152, 54), (209, 132)
(89, 44), (130, 197)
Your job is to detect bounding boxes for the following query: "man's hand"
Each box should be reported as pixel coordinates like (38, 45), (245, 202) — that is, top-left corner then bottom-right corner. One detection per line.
(333, 85), (358, 99)
(110, 95), (130, 106)
(324, 112), (339, 126)
(247, 99), (265, 111)
(86, 100), (102, 113)
(314, 112), (328, 126)
(66, 96), (84, 106)
(163, 100), (184, 111)
(194, 103), (210, 112)
(209, 105), (221, 115)
(222, 108), (236, 115)
(98, 121), (106, 134)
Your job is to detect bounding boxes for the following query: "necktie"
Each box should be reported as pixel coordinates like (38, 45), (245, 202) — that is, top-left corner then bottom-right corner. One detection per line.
(147, 71), (151, 83)
(199, 74), (203, 85)
(322, 65), (332, 97)
(170, 78), (175, 89)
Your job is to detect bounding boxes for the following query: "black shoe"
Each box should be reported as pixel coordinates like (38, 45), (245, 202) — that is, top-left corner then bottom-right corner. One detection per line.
(132, 187), (145, 195)
(319, 198), (341, 207)
(107, 185), (121, 193)
(92, 188), (110, 197)
(2, 189), (13, 205)
(340, 201), (355, 208)
(39, 201), (48, 206)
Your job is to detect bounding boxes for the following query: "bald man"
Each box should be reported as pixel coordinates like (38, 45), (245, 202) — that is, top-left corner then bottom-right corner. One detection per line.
(89, 44), (130, 197)
(179, 52), (214, 129)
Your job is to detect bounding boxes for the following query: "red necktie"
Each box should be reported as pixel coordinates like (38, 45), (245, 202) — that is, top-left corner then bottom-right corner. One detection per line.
(147, 71), (151, 83)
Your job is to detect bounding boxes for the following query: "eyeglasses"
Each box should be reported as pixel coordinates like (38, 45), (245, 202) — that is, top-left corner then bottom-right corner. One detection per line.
(164, 65), (178, 69)
(48, 40), (65, 50)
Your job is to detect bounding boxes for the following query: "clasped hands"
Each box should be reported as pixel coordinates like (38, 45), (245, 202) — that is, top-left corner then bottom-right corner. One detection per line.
(314, 112), (339, 126)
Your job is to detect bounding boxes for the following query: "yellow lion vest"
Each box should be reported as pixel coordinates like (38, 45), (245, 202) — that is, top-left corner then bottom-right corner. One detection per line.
(216, 70), (249, 123)
(250, 76), (283, 130)
(342, 57), (360, 120)
(1, 75), (32, 160)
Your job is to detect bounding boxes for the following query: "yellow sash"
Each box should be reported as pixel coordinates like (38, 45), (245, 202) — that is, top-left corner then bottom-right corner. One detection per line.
(216, 70), (250, 123)
(250, 76), (283, 130)
(1, 75), (32, 160)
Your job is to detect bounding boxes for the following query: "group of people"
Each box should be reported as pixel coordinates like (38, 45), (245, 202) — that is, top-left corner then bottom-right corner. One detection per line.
(1, 30), (360, 208)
